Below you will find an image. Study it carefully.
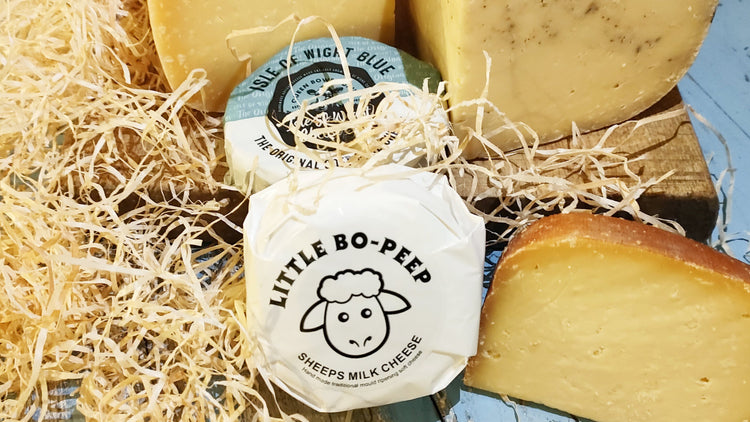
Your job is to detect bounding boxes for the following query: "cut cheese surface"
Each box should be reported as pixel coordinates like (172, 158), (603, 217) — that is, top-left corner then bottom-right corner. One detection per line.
(148, 0), (395, 111)
(464, 213), (750, 422)
(404, 0), (718, 157)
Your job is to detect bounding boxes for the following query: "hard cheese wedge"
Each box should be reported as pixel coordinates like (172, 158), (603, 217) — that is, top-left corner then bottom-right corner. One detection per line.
(465, 213), (750, 422)
(404, 0), (718, 157)
(148, 0), (395, 111)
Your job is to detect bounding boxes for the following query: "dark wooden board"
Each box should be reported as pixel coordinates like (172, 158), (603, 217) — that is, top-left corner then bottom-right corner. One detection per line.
(452, 88), (719, 242)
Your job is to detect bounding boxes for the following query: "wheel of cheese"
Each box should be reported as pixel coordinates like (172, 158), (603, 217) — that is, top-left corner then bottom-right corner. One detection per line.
(223, 36), (443, 193)
(404, 0), (719, 156)
(147, 0), (396, 111)
(464, 213), (750, 422)
(243, 165), (485, 412)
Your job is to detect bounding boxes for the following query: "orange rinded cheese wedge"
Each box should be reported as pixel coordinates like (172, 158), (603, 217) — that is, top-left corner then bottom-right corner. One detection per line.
(148, 0), (395, 111)
(404, 0), (718, 157)
(464, 213), (750, 422)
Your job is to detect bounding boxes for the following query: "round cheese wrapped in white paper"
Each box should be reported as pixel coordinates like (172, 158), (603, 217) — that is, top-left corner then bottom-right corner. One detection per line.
(243, 165), (485, 412)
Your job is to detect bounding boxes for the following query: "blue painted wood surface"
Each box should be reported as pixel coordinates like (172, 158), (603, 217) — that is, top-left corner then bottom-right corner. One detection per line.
(382, 1), (750, 420)
(680, 0), (750, 263)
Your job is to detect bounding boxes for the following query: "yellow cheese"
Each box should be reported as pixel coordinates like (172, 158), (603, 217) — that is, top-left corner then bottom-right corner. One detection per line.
(148, 0), (395, 111)
(465, 213), (750, 422)
(404, 0), (718, 157)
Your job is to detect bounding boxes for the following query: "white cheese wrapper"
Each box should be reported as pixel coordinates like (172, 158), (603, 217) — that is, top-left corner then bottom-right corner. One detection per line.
(243, 165), (485, 412)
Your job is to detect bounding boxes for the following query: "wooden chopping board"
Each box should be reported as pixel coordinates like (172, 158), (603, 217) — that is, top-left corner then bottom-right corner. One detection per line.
(449, 87), (719, 243)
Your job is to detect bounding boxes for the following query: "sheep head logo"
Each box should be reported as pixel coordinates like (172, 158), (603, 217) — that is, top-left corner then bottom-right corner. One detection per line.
(300, 268), (411, 358)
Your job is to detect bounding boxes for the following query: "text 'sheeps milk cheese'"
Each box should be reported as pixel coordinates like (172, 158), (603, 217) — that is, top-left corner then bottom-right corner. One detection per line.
(147, 0), (395, 111)
(404, 0), (718, 156)
(223, 36), (442, 193)
(243, 165), (485, 412)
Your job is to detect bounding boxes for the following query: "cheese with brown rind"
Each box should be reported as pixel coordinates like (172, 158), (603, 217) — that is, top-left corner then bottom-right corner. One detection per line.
(148, 0), (395, 111)
(404, 0), (718, 157)
(464, 213), (750, 422)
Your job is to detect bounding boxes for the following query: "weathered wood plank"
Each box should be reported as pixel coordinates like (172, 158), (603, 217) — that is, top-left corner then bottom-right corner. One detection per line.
(451, 88), (719, 242)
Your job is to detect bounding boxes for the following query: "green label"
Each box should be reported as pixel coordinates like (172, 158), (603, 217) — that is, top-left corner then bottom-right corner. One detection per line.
(223, 36), (441, 192)
(225, 36), (439, 124)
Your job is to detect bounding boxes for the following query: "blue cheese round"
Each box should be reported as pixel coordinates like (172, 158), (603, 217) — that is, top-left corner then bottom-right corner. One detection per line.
(243, 165), (485, 412)
(223, 37), (442, 193)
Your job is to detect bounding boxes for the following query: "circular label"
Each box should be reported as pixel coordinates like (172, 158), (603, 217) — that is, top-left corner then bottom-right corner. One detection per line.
(223, 37), (441, 193)
(267, 61), (381, 150)
(243, 166), (485, 412)
(264, 229), (436, 380)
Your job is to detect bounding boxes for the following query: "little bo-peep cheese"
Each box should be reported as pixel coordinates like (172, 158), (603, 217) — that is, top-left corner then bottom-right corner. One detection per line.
(464, 213), (750, 422)
(404, 0), (718, 156)
(148, 0), (395, 111)
(243, 165), (485, 412)
(223, 36), (442, 193)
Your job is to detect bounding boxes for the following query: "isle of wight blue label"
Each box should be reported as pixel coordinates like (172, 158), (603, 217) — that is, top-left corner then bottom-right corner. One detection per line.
(223, 36), (441, 193)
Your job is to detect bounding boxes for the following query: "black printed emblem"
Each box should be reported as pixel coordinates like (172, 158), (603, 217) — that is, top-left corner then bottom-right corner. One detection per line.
(299, 268), (411, 359)
(267, 62), (382, 150)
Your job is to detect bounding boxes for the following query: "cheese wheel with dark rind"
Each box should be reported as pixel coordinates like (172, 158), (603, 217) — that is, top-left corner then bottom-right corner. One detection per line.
(465, 213), (750, 422)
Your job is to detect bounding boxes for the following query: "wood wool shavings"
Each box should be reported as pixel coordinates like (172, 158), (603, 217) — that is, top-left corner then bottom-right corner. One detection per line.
(1, 0), (265, 421)
(688, 106), (750, 263)
(274, 35), (683, 244)
(1, 1), (685, 421)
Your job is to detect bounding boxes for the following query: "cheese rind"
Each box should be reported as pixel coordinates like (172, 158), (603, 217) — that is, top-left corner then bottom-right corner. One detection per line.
(464, 213), (750, 422)
(405, 0), (718, 156)
(148, 0), (395, 111)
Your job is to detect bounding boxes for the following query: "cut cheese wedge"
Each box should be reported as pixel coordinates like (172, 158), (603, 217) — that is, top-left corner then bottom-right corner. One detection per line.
(464, 213), (750, 422)
(148, 0), (395, 111)
(404, 0), (718, 157)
